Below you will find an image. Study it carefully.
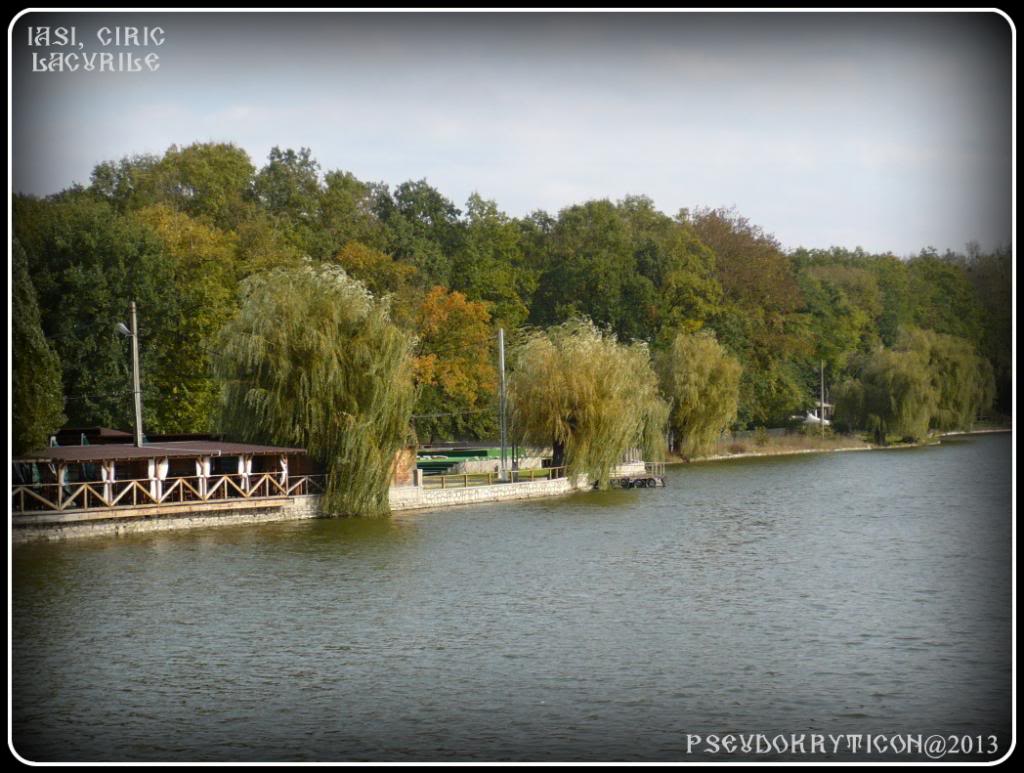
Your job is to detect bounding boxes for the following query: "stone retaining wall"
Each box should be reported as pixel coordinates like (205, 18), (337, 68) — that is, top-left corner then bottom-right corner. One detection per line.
(388, 474), (588, 513)
(11, 495), (322, 544)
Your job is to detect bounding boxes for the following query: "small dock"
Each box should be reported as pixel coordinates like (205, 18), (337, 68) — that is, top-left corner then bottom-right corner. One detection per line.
(607, 462), (666, 489)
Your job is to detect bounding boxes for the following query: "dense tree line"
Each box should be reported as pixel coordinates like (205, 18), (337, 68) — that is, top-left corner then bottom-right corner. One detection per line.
(12, 241), (65, 453)
(13, 142), (1010, 468)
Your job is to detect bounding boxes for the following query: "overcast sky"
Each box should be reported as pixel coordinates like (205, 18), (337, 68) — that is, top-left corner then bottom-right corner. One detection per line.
(11, 10), (1013, 256)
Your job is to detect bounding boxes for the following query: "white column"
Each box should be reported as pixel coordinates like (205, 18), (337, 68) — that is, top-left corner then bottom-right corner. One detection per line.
(279, 455), (288, 489)
(148, 458), (158, 501)
(237, 455), (251, 494)
(56, 463), (66, 508)
(196, 456), (210, 498)
(157, 457), (169, 501)
(101, 461), (115, 505)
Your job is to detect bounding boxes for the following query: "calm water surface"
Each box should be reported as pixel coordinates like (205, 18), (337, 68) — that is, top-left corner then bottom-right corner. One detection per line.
(12, 434), (1012, 761)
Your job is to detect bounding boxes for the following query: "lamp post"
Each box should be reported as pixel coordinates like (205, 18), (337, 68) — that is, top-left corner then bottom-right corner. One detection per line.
(498, 328), (508, 482)
(116, 301), (144, 447)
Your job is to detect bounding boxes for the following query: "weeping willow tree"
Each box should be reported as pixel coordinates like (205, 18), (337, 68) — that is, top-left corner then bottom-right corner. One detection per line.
(833, 346), (936, 444)
(213, 261), (415, 516)
(656, 330), (742, 457)
(897, 327), (995, 432)
(508, 319), (667, 489)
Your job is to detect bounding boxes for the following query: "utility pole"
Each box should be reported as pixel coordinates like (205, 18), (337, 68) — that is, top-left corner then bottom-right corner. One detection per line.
(117, 301), (144, 447)
(130, 302), (144, 447)
(498, 328), (508, 481)
(820, 359), (825, 438)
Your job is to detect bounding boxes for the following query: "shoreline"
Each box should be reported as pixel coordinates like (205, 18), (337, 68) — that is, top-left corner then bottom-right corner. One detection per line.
(671, 427), (1011, 466)
(13, 429), (1009, 543)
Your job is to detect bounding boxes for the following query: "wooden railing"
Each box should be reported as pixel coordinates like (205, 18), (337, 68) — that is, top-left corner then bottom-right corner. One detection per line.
(420, 466), (567, 490)
(644, 461), (666, 476)
(11, 473), (327, 516)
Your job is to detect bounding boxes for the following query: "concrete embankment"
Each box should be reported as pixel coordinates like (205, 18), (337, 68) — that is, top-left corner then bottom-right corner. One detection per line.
(389, 462), (643, 514)
(389, 474), (589, 514)
(11, 495), (324, 544)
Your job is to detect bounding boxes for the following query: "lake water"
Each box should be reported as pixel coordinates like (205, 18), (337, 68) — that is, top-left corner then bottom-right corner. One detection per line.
(11, 433), (1012, 762)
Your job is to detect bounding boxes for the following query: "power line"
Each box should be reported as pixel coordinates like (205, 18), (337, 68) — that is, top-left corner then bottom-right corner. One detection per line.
(415, 334), (497, 358)
(411, 407), (493, 420)
(62, 390), (134, 402)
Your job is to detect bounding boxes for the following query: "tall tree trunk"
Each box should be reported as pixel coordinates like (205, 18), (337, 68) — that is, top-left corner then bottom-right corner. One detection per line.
(552, 438), (566, 469)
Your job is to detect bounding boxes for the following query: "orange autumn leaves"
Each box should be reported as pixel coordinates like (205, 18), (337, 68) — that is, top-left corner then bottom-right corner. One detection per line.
(413, 286), (497, 406)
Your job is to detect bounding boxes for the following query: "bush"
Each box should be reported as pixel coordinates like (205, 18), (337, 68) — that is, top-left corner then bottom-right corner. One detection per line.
(800, 422), (833, 438)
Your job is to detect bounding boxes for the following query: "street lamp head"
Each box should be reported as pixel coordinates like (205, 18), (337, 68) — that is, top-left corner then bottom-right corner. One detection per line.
(115, 322), (132, 337)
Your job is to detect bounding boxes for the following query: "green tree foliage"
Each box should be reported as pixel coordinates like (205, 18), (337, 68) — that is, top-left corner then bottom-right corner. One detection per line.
(213, 262), (415, 516)
(13, 193), (182, 431)
(897, 327), (995, 431)
(529, 200), (636, 336)
(509, 319), (667, 488)
(793, 253), (883, 367)
(372, 179), (463, 285)
(689, 207), (810, 425)
(92, 142), (256, 229)
(788, 251), (887, 415)
(132, 204), (239, 432)
(962, 245), (1012, 413)
(656, 330), (742, 457)
(254, 146), (325, 255)
(12, 240), (66, 454)
(809, 262), (884, 329)
(234, 210), (305, 276)
(89, 152), (163, 211)
(152, 143), (256, 228)
(319, 170), (387, 255)
(12, 141), (1013, 458)
(708, 304), (809, 427)
(330, 240), (418, 299)
(254, 146), (321, 220)
(907, 249), (985, 345)
(833, 347), (936, 443)
(862, 253), (914, 346)
(621, 197), (722, 340)
(529, 198), (711, 343)
(450, 194), (536, 329)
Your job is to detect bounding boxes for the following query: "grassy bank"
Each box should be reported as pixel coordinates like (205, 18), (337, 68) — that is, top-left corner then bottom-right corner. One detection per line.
(668, 425), (1010, 465)
(669, 433), (871, 464)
